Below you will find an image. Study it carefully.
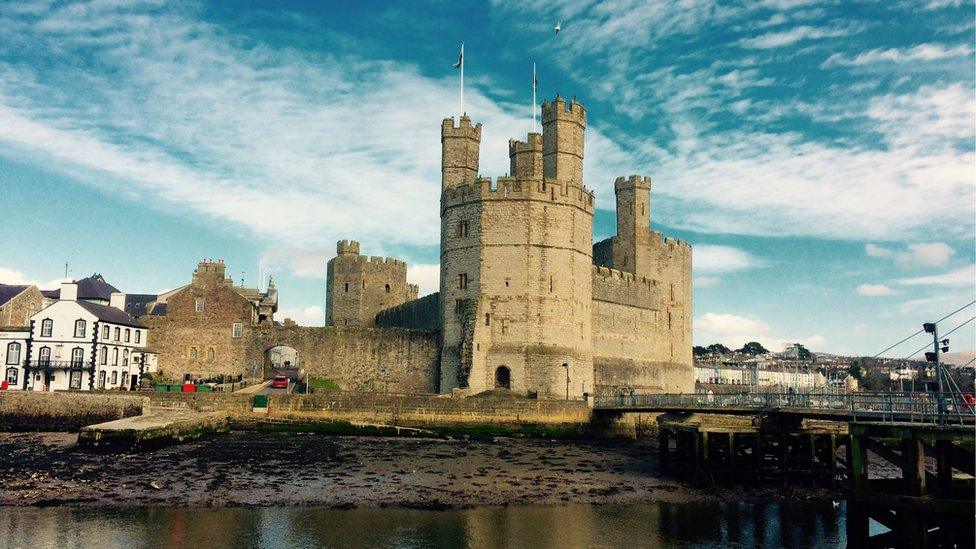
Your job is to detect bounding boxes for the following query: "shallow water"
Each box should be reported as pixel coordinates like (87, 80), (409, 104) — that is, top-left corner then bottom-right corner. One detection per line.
(0, 501), (847, 548)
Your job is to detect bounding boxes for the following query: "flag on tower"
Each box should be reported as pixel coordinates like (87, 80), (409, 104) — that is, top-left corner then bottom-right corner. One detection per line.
(453, 44), (463, 69)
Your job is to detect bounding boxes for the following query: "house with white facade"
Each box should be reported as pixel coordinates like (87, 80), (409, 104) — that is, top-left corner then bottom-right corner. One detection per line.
(20, 281), (156, 391)
(2, 327), (30, 389)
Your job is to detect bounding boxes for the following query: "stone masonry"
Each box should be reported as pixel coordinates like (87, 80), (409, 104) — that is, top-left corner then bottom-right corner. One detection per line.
(325, 240), (418, 327)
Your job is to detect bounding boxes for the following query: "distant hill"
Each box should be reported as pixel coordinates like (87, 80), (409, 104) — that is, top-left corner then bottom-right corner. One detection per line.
(942, 350), (975, 367)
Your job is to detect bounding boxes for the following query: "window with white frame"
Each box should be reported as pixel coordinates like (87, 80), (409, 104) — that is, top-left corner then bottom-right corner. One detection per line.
(189, 347), (198, 359)
(38, 346), (51, 365)
(114, 327), (120, 341)
(232, 323), (243, 338)
(111, 371), (118, 385)
(71, 347), (84, 366)
(123, 349), (129, 367)
(112, 348), (119, 366)
(5, 342), (20, 365)
(69, 370), (82, 390)
(125, 329), (130, 342)
(134, 330), (141, 344)
(99, 346), (107, 365)
(195, 298), (205, 312)
(5, 367), (17, 384)
(41, 319), (53, 337)
(74, 319), (86, 338)
(102, 325), (110, 339)
(207, 348), (215, 360)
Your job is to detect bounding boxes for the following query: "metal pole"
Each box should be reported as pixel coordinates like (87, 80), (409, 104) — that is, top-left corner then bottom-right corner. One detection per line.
(933, 324), (945, 425)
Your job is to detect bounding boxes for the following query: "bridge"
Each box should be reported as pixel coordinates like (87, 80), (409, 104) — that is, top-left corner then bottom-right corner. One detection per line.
(594, 390), (975, 547)
(593, 390), (976, 424)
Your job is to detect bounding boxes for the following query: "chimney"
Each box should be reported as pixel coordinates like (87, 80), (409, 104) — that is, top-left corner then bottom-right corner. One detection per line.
(60, 281), (78, 301)
(109, 292), (126, 311)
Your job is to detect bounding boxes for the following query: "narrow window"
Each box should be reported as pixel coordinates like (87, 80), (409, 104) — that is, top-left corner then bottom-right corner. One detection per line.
(362, 280), (365, 289)
(207, 348), (215, 360)
(122, 349), (129, 367)
(485, 313), (490, 326)
(385, 284), (390, 293)
(189, 347), (198, 359)
(38, 347), (51, 365)
(111, 371), (118, 385)
(114, 327), (120, 341)
(74, 319), (86, 338)
(195, 298), (205, 312)
(458, 273), (468, 290)
(99, 346), (107, 365)
(71, 347), (84, 367)
(5, 367), (17, 384)
(113, 348), (119, 365)
(5, 342), (20, 365)
(504, 278), (510, 287)
(670, 283), (675, 302)
(40, 319), (53, 337)
(344, 282), (349, 293)
(124, 329), (131, 342)
(102, 325), (110, 339)
(69, 370), (82, 390)
(232, 322), (243, 338)
(455, 299), (462, 314)
(134, 330), (141, 344)
(549, 275), (553, 293)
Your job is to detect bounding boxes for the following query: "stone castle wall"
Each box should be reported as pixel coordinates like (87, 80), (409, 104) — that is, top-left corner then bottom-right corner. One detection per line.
(375, 292), (441, 330)
(325, 240), (419, 327)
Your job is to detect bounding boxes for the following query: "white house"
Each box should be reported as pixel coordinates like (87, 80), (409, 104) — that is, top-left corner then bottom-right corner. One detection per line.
(1, 327), (30, 389)
(22, 281), (155, 392)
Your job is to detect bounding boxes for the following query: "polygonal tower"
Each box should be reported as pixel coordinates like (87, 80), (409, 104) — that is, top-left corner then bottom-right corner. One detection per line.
(326, 240), (418, 327)
(439, 98), (595, 399)
(441, 116), (482, 190)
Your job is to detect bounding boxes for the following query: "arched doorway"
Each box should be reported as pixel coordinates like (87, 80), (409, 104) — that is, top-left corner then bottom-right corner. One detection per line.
(265, 345), (300, 370)
(494, 366), (511, 389)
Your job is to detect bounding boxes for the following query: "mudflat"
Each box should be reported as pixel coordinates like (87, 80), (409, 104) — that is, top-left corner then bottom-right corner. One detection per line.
(0, 432), (834, 508)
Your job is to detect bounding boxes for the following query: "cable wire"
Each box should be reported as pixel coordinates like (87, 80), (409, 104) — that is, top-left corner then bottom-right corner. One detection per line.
(903, 316), (976, 360)
(872, 300), (976, 358)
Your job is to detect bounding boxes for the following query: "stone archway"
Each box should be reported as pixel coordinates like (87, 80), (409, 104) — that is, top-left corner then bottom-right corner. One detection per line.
(494, 365), (511, 389)
(265, 345), (300, 370)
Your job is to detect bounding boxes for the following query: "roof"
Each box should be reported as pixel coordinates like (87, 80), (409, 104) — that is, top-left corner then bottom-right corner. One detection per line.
(76, 300), (146, 328)
(44, 274), (120, 302)
(124, 293), (158, 317)
(0, 284), (30, 307)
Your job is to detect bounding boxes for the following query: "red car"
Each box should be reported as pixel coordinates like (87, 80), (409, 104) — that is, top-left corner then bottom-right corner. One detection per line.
(271, 375), (288, 389)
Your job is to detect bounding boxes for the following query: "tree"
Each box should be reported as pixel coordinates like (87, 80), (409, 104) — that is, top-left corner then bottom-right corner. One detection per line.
(848, 359), (863, 381)
(706, 343), (731, 355)
(693, 346), (709, 357)
(737, 341), (769, 356)
(788, 343), (813, 361)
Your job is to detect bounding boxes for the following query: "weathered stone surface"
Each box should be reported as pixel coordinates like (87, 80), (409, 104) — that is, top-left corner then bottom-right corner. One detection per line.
(325, 240), (418, 327)
(0, 392), (146, 431)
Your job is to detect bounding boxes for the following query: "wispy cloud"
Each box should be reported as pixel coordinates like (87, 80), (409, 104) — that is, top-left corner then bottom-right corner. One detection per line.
(693, 245), (766, 273)
(739, 24), (856, 49)
(694, 311), (825, 351)
(897, 265), (976, 286)
(866, 242), (956, 268)
(823, 43), (973, 67)
(857, 283), (900, 296)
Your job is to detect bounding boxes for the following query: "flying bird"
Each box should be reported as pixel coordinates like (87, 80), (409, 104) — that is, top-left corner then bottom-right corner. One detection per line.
(554, 21), (561, 35)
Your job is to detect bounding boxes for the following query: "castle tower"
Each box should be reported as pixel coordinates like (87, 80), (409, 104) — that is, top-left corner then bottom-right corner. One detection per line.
(508, 133), (542, 180)
(541, 97), (586, 186)
(611, 175), (653, 275)
(326, 240), (418, 327)
(441, 116), (482, 190)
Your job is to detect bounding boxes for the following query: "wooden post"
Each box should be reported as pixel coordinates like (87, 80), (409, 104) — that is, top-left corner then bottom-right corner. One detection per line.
(935, 439), (952, 495)
(727, 433), (736, 468)
(755, 433), (764, 480)
(850, 433), (868, 491)
(901, 437), (926, 496)
(699, 430), (709, 467)
(828, 435), (838, 486)
(846, 502), (870, 547)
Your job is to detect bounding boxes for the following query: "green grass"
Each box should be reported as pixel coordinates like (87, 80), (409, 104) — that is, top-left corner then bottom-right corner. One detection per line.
(308, 378), (340, 391)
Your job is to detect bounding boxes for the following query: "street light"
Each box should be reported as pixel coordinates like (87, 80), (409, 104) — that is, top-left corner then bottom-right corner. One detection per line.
(562, 363), (569, 400)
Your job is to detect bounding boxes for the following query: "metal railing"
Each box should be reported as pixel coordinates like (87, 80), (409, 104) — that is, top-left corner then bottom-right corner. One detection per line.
(593, 391), (976, 424)
(22, 360), (95, 369)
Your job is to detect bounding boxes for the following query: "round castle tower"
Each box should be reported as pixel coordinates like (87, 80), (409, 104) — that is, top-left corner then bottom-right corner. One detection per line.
(439, 98), (595, 398)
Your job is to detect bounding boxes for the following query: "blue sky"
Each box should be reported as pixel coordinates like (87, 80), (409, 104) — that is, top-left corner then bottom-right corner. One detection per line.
(0, 0), (973, 357)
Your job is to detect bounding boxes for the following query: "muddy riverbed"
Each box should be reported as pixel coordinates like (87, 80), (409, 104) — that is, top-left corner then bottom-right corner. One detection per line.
(0, 432), (837, 508)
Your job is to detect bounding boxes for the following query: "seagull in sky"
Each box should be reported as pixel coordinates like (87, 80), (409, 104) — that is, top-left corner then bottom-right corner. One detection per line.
(554, 21), (561, 35)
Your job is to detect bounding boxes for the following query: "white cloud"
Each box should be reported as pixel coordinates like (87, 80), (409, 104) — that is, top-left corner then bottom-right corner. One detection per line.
(406, 264), (440, 296)
(866, 242), (955, 268)
(277, 305), (325, 326)
(897, 265), (976, 286)
(693, 276), (721, 287)
(739, 25), (855, 49)
(0, 267), (63, 290)
(693, 245), (764, 273)
(857, 283), (900, 296)
(854, 323), (870, 334)
(695, 312), (825, 351)
(822, 43), (973, 67)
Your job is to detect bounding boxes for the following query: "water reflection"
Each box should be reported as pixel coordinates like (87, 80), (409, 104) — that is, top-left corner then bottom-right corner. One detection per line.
(0, 501), (845, 548)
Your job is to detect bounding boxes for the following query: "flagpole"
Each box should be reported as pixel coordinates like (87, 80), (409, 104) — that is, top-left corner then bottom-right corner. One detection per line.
(459, 43), (464, 118)
(532, 62), (537, 133)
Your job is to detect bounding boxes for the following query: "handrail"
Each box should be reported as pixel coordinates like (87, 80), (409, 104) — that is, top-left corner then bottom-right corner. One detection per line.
(593, 391), (976, 425)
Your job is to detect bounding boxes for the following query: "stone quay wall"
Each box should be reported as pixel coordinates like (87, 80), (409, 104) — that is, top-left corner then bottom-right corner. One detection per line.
(0, 392), (147, 431)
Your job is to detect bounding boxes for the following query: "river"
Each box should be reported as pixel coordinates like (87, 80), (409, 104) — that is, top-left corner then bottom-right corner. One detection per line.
(0, 501), (847, 548)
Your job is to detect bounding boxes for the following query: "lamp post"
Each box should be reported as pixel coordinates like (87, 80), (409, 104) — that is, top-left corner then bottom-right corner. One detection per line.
(562, 363), (569, 400)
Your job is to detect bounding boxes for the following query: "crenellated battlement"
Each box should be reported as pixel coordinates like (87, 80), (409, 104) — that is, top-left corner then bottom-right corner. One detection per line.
(440, 176), (595, 212)
(591, 265), (658, 309)
(652, 231), (692, 254)
(541, 96), (587, 126)
(508, 133), (542, 156)
(592, 265), (654, 287)
(337, 240), (361, 255)
(441, 116), (483, 138)
(614, 174), (652, 191)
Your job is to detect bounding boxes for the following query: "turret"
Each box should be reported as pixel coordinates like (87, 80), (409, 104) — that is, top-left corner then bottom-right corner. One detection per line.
(541, 97), (586, 186)
(612, 175), (652, 275)
(441, 116), (482, 190)
(337, 239), (361, 256)
(508, 133), (542, 180)
(192, 259), (227, 287)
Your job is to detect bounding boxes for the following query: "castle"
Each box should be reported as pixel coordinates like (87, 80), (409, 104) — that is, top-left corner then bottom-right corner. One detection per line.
(325, 96), (693, 398)
(119, 96), (691, 398)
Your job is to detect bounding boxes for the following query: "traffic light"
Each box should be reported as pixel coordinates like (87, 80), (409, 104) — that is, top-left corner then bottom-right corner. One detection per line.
(925, 352), (937, 362)
(923, 323), (936, 333)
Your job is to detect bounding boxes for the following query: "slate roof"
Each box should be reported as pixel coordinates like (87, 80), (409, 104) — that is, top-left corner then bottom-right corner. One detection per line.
(76, 300), (146, 328)
(0, 284), (30, 307)
(124, 293), (158, 318)
(45, 274), (121, 302)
